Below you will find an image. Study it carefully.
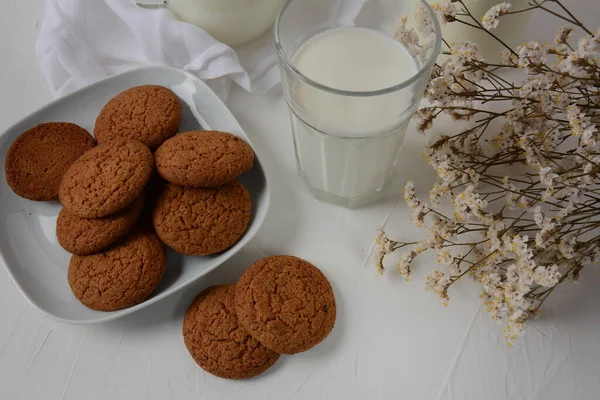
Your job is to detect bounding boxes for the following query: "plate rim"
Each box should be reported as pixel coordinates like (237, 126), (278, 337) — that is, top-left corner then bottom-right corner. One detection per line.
(0, 66), (271, 325)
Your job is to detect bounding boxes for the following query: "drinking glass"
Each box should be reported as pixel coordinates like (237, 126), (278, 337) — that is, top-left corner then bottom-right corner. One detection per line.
(275, 0), (441, 208)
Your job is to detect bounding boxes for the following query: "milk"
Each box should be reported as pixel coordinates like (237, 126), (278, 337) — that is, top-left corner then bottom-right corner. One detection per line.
(166, 0), (285, 46)
(289, 27), (419, 206)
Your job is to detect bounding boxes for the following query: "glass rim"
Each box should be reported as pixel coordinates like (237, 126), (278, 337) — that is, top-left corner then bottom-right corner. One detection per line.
(274, 0), (442, 98)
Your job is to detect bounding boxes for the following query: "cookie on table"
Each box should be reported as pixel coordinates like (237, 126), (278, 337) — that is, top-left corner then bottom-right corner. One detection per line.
(183, 285), (280, 379)
(94, 85), (181, 149)
(56, 194), (145, 255)
(152, 181), (251, 255)
(235, 256), (336, 355)
(59, 138), (154, 218)
(155, 130), (254, 187)
(68, 230), (166, 311)
(4, 122), (95, 201)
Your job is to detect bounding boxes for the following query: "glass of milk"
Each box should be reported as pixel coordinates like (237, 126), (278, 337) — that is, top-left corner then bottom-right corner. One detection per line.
(275, 0), (441, 208)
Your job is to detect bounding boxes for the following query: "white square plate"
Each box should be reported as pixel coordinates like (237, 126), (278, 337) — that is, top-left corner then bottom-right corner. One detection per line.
(0, 66), (270, 324)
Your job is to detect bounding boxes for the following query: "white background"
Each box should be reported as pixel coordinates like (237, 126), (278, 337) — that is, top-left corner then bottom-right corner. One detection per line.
(1, 1), (600, 399)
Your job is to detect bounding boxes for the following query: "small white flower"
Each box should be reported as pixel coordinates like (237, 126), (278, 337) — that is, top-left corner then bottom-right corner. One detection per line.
(517, 41), (547, 72)
(554, 33), (600, 78)
(411, 203), (430, 227)
(463, 168), (480, 185)
(554, 92), (571, 112)
(480, 272), (503, 298)
(427, 215), (458, 248)
(558, 236), (576, 259)
(505, 264), (519, 283)
(501, 49), (517, 65)
(517, 136), (542, 169)
(539, 166), (559, 187)
(449, 251), (465, 275)
(430, 1), (456, 24)
(436, 248), (453, 265)
(555, 26), (573, 44)
(532, 207), (557, 249)
(504, 310), (527, 345)
(372, 247), (385, 274)
(441, 41), (485, 87)
(398, 250), (419, 281)
(449, 40), (480, 62)
(453, 185), (488, 221)
(427, 77), (452, 102)
(403, 180), (420, 209)
(504, 278), (534, 312)
(541, 187), (557, 203)
(435, 160), (454, 182)
(501, 177), (519, 209)
(518, 75), (553, 98)
(429, 181), (452, 205)
(373, 229), (396, 273)
(415, 3), (434, 35)
(504, 234), (532, 261)
(482, 2), (511, 30)
(577, 33), (600, 56)
(485, 219), (506, 252)
(425, 270), (451, 305)
(534, 265), (561, 287)
(394, 16), (421, 57)
(533, 206), (543, 227)
(474, 209), (494, 225)
(417, 108), (436, 133)
(567, 105), (598, 147)
(518, 196), (534, 210)
(517, 265), (534, 287)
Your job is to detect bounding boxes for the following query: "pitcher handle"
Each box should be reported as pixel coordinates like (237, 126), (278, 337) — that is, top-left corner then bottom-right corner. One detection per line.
(134, 0), (167, 9)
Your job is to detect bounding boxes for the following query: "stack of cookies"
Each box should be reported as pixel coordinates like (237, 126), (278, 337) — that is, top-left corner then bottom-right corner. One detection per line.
(183, 255), (337, 380)
(56, 84), (183, 311)
(5, 84), (256, 312)
(152, 130), (254, 256)
(58, 137), (167, 311)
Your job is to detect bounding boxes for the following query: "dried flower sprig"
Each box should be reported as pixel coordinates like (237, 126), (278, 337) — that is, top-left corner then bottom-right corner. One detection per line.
(378, 0), (599, 344)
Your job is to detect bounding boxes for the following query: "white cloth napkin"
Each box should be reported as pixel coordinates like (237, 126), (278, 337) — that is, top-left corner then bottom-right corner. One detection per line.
(35, 0), (282, 100)
(36, 0), (367, 100)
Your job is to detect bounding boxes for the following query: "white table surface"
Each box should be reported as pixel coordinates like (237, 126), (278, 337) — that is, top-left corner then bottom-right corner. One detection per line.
(1, 2), (600, 400)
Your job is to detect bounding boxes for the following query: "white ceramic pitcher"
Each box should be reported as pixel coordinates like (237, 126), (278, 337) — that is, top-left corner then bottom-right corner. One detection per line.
(135, 0), (285, 46)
